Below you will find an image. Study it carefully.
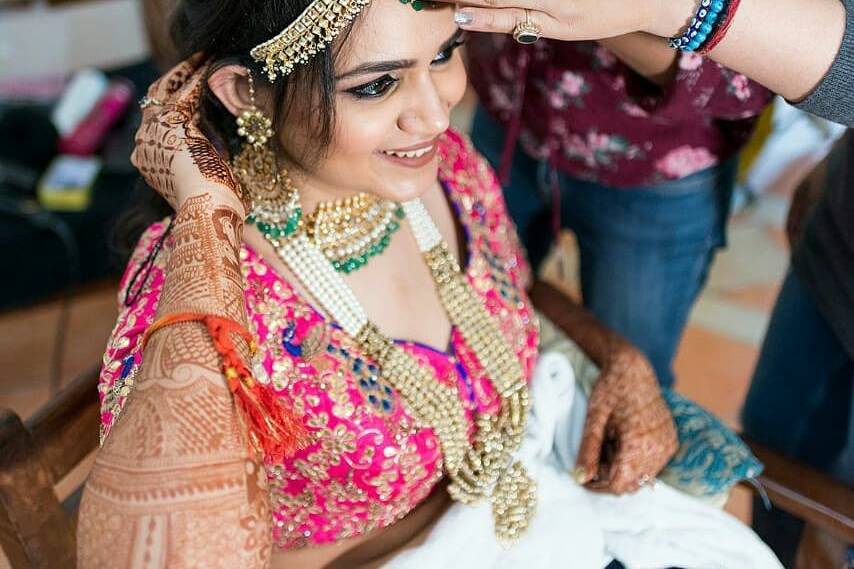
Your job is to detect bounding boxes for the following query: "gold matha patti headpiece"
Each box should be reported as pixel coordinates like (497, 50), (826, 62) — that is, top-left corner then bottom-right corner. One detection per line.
(250, 0), (373, 82)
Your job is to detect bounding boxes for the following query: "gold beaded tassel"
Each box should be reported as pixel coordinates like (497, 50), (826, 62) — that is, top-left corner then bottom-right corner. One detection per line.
(423, 244), (528, 398)
(422, 244), (536, 545)
(356, 323), (469, 474)
(270, 196), (537, 545)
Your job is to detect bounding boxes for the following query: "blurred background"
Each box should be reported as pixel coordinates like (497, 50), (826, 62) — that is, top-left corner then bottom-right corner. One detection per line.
(0, 1), (847, 567)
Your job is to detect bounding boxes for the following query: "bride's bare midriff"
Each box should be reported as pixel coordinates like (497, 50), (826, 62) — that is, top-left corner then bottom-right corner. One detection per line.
(270, 480), (452, 569)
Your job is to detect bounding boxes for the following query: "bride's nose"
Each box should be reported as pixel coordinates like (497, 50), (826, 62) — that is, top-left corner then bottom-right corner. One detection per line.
(397, 75), (451, 137)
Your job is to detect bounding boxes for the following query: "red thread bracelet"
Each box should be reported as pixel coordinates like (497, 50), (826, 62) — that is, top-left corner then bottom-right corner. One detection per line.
(144, 312), (308, 460)
(700, 0), (742, 55)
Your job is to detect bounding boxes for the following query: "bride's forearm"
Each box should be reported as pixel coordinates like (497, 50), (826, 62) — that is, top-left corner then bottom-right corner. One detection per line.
(78, 331), (271, 568)
(157, 193), (248, 325)
(529, 281), (629, 368)
(78, 196), (271, 568)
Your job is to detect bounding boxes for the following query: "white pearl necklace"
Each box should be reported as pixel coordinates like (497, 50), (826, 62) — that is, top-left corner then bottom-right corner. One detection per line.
(279, 199), (437, 333)
(277, 232), (366, 335)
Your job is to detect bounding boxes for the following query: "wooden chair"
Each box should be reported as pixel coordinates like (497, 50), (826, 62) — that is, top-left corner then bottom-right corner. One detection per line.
(740, 434), (854, 549)
(0, 367), (100, 569)
(530, 281), (854, 555)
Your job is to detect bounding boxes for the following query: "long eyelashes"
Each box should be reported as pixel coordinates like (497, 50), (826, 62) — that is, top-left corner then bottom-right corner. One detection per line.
(348, 74), (401, 99)
(346, 35), (467, 100)
(432, 37), (467, 65)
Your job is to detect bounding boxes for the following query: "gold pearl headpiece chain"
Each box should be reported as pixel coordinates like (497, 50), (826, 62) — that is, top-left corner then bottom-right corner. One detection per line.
(250, 0), (373, 81)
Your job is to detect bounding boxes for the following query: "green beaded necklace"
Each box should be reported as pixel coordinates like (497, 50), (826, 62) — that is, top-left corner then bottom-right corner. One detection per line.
(304, 194), (405, 275)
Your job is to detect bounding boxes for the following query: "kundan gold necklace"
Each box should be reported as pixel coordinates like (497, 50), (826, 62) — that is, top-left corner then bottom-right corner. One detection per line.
(302, 192), (404, 274)
(259, 196), (537, 544)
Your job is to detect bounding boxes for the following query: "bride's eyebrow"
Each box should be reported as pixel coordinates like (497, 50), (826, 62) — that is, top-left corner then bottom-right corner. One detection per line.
(336, 28), (463, 81)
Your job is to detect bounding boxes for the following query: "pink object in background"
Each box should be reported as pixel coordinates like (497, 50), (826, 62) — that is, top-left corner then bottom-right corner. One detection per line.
(58, 80), (134, 156)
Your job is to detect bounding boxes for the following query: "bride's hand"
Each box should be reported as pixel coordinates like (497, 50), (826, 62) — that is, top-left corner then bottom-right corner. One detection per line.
(575, 346), (678, 495)
(449, 0), (695, 41)
(131, 54), (247, 215)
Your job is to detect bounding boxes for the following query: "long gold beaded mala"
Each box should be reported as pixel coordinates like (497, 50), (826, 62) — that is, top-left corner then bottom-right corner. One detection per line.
(269, 198), (536, 544)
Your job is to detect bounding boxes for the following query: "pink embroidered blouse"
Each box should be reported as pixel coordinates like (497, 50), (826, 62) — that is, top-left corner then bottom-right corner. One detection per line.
(98, 130), (540, 550)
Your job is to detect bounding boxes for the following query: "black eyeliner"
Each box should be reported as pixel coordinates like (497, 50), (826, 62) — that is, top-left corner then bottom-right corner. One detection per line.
(342, 30), (467, 99)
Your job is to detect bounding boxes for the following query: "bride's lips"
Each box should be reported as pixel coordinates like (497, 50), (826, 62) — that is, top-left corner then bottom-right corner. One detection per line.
(377, 138), (439, 168)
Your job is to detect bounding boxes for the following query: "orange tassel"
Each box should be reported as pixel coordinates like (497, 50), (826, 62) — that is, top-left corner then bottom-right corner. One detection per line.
(144, 312), (309, 458)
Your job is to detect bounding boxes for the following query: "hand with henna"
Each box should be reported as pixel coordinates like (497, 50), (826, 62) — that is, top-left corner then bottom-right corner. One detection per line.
(574, 345), (678, 494)
(131, 54), (247, 214)
(528, 281), (677, 495)
(132, 55), (250, 324)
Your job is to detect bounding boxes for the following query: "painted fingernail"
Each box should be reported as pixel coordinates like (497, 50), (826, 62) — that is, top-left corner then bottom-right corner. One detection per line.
(570, 466), (588, 484)
(454, 10), (473, 25)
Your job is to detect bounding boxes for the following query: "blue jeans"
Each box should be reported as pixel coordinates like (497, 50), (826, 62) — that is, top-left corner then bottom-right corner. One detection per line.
(471, 107), (736, 388)
(742, 270), (853, 476)
(741, 269), (853, 566)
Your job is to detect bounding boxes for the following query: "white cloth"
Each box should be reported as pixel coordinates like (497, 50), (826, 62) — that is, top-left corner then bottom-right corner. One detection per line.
(384, 352), (782, 569)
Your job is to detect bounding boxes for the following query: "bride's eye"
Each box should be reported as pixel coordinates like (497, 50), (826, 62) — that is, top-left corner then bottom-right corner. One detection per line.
(432, 35), (467, 66)
(347, 74), (400, 99)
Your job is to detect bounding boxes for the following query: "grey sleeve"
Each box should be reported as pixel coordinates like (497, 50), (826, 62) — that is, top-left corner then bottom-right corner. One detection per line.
(795, 0), (854, 126)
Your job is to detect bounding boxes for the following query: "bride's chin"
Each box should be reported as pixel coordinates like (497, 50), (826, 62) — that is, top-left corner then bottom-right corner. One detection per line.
(379, 165), (441, 203)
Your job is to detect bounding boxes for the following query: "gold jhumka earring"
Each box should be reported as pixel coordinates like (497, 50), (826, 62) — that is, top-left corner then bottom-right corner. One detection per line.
(232, 70), (302, 239)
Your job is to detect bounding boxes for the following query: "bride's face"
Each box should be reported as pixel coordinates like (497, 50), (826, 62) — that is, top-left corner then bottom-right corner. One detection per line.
(283, 0), (467, 203)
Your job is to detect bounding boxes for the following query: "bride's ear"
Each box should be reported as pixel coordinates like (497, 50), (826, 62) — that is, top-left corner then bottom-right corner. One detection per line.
(207, 65), (255, 118)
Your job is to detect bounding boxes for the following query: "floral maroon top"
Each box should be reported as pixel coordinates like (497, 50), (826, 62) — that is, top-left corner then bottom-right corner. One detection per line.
(467, 36), (773, 187)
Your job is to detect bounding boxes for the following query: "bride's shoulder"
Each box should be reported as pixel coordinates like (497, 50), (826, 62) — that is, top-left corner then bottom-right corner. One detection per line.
(117, 218), (172, 303)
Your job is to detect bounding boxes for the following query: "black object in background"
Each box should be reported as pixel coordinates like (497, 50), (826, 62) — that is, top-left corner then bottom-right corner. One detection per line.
(0, 59), (160, 312)
(0, 105), (59, 197)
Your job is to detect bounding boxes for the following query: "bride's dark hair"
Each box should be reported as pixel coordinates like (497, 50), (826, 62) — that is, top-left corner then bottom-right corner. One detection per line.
(175, 0), (345, 164)
(114, 0), (348, 258)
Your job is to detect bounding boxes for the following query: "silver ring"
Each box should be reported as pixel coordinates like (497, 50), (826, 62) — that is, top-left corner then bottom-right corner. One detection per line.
(512, 9), (541, 45)
(139, 96), (164, 109)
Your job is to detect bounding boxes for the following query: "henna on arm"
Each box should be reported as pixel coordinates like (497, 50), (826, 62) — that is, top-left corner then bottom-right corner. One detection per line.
(159, 195), (248, 325)
(78, 196), (272, 568)
(529, 280), (627, 368)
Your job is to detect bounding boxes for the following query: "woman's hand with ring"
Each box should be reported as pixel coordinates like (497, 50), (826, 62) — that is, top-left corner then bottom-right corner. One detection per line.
(449, 0), (696, 42)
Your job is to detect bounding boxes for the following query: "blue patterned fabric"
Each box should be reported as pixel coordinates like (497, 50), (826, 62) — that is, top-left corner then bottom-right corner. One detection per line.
(659, 389), (763, 499)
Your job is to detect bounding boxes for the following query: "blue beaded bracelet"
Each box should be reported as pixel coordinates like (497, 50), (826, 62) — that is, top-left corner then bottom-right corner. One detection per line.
(668, 0), (728, 52)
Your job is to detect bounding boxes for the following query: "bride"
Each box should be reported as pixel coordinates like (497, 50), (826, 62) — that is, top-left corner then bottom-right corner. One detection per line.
(77, 0), (781, 567)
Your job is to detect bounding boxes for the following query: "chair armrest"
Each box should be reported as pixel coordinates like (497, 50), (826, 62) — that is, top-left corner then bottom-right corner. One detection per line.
(740, 434), (854, 543)
(0, 409), (77, 569)
(26, 367), (100, 484)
